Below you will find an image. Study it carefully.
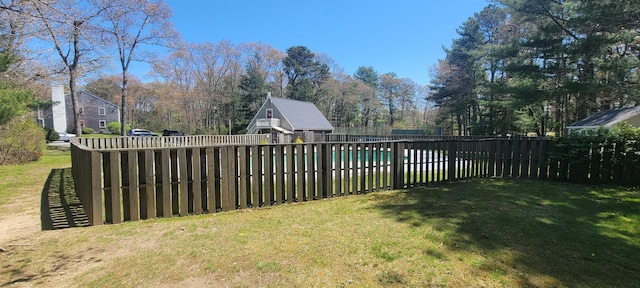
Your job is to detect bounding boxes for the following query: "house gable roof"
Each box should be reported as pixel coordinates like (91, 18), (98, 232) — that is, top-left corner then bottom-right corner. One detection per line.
(270, 97), (333, 131)
(568, 106), (640, 128)
(68, 90), (120, 109)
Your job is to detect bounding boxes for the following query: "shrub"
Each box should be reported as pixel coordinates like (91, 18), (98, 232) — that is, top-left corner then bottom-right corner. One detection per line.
(551, 122), (640, 182)
(82, 127), (95, 134)
(107, 122), (130, 135)
(44, 127), (59, 142)
(0, 116), (45, 165)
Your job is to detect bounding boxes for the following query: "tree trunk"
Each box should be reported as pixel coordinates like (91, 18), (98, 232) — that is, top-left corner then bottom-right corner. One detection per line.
(120, 70), (128, 136)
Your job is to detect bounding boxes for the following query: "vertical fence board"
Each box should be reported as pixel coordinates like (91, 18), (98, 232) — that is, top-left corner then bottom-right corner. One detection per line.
(121, 152), (131, 221)
(200, 148), (208, 212)
(251, 146), (262, 207)
(505, 140), (514, 178)
(590, 141), (602, 183)
(359, 143), (366, 193)
(275, 145), (285, 203)
(142, 150), (155, 219)
(286, 145), (295, 203)
(296, 144), (305, 202)
(220, 147), (231, 212)
(539, 140), (549, 180)
(105, 152), (122, 224)
(316, 144), (325, 197)
(488, 140), (496, 177)
(431, 142), (438, 183)
(334, 144), (342, 196)
(521, 140), (530, 178)
(416, 141), (420, 187)
(239, 147), (249, 209)
(343, 144), (351, 195)
(89, 151), (102, 225)
(391, 142), (404, 189)
(170, 150), (179, 215)
(264, 145), (273, 205)
(325, 143), (333, 197)
(186, 149), (194, 213)
(192, 148), (202, 215)
(512, 140), (521, 178)
(306, 144), (315, 200)
(613, 142), (624, 184)
(601, 143), (613, 183)
(206, 147), (217, 212)
(228, 146), (239, 210)
(381, 143), (388, 189)
(448, 141), (456, 181)
(558, 156), (569, 181)
(460, 141), (467, 179)
(529, 140), (540, 179)
(178, 149), (189, 216)
(370, 143), (375, 192)
(127, 151), (140, 221)
(495, 140), (504, 177)
(375, 142), (383, 190)
(157, 150), (172, 217)
(548, 141), (559, 180)
(419, 142), (426, 184)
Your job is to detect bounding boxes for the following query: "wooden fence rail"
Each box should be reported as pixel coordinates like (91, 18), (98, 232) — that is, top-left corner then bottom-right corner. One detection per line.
(76, 134), (269, 149)
(70, 137), (639, 226)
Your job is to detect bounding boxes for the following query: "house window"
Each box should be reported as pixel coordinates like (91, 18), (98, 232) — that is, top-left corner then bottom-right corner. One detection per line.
(266, 109), (273, 119)
(98, 107), (106, 115)
(99, 120), (106, 128)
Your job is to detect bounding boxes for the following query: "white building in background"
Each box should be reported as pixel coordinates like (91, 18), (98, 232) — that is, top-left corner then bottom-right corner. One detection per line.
(42, 84), (120, 133)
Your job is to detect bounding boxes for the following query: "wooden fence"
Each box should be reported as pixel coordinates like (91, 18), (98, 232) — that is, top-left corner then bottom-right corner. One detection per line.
(69, 137), (639, 226)
(75, 134), (269, 149)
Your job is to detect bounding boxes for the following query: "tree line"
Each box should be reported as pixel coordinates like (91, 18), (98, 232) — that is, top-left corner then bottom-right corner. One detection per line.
(430, 0), (640, 136)
(1, 0), (429, 136)
(3, 0), (637, 139)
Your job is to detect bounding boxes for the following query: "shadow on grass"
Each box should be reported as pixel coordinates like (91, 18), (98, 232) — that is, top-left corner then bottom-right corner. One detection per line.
(40, 168), (90, 230)
(370, 179), (640, 287)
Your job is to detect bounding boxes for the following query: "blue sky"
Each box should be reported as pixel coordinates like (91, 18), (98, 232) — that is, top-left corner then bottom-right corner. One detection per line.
(145, 0), (490, 86)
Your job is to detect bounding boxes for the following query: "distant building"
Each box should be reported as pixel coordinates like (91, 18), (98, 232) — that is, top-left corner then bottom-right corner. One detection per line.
(39, 85), (120, 133)
(246, 93), (334, 143)
(566, 106), (640, 134)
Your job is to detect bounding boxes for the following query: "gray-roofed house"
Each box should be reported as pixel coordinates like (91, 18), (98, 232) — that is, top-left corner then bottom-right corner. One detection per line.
(246, 93), (334, 143)
(566, 106), (640, 134)
(39, 84), (121, 134)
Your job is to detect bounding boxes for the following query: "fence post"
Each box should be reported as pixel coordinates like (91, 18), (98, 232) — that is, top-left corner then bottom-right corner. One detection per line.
(448, 140), (457, 181)
(88, 151), (103, 225)
(391, 141), (405, 189)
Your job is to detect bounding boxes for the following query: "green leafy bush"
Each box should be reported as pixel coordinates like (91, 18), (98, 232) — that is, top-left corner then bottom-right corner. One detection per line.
(0, 116), (45, 165)
(551, 122), (640, 183)
(44, 127), (59, 142)
(82, 127), (95, 134)
(107, 122), (130, 135)
(0, 83), (35, 126)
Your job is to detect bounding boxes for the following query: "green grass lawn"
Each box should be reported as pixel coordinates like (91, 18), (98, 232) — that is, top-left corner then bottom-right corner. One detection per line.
(1, 147), (639, 287)
(0, 146), (71, 207)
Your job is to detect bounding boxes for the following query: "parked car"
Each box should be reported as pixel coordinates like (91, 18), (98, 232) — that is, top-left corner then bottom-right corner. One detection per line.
(57, 132), (76, 142)
(127, 129), (158, 136)
(162, 129), (185, 136)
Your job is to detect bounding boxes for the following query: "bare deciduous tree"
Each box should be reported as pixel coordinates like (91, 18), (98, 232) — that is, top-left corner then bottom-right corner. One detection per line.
(30, 0), (105, 135)
(93, 0), (178, 135)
